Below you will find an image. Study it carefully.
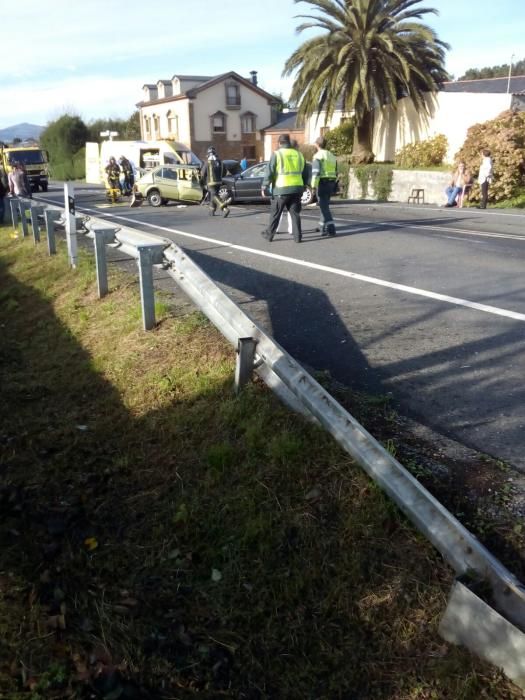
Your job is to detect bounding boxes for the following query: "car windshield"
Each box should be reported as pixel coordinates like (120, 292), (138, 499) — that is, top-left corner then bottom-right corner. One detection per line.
(244, 163), (266, 178)
(178, 150), (201, 166)
(7, 150), (45, 165)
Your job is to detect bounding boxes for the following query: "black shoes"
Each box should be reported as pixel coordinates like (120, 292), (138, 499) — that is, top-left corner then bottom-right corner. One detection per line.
(321, 225), (336, 237)
(223, 207), (230, 218)
(260, 229), (274, 242)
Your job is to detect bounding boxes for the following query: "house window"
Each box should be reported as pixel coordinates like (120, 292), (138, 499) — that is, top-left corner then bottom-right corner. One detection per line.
(241, 112), (256, 133)
(320, 126), (330, 136)
(211, 112), (226, 133)
(167, 111), (178, 137)
(153, 114), (160, 139)
(225, 82), (241, 108)
(144, 116), (151, 136)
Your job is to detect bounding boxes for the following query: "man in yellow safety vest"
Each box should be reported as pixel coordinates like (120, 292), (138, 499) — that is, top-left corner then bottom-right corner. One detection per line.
(260, 133), (308, 243)
(311, 136), (338, 237)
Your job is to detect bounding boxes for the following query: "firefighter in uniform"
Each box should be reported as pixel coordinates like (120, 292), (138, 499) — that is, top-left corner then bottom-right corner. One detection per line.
(311, 137), (338, 236)
(260, 133), (308, 243)
(199, 146), (231, 217)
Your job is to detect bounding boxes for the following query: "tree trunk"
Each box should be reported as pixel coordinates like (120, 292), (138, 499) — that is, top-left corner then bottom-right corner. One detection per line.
(352, 111), (374, 164)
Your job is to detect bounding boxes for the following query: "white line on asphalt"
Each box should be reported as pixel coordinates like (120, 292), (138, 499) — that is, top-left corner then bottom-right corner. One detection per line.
(75, 204), (525, 324)
(368, 202), (525, 219)
(301, 213), (525, 242)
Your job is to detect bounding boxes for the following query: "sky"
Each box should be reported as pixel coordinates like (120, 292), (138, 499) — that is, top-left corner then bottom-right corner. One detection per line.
(1, 0), (524, 129)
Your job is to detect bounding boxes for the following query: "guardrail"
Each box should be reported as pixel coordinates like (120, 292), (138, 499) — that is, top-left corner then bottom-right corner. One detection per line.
(7, 190), (525, 688)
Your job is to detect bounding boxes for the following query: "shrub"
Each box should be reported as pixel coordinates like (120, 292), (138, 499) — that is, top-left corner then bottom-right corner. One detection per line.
(324, 121), (354, 156)
(394, 134), (448, 168)
(455, 110), (525, 203)
(353, 164), (394, 201)
(299, 144), (317, 161)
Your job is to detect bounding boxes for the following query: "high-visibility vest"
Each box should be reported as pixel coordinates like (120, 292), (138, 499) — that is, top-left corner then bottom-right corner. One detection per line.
(274, 148), (305, 188)
(311, 149), (337, 187)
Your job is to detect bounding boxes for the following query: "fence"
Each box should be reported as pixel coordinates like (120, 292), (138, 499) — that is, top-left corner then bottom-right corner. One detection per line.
(7, 189), (525, 689)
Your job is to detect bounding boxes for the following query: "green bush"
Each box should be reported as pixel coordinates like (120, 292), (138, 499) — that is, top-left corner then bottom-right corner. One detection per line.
(455, 110), (525, 203)
(336, 156), (352, 198)
(324, 121), (354, 156)
(394, 134), (448, 168)
(353, 164), (394, 201)
(299, 144), (317, 161)
(48, 147), (86, 181)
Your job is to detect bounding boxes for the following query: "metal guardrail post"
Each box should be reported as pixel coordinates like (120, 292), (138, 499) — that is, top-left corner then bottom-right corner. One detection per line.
(19, 201), (29, 238)
(137, 246), (157, 331)
(44, 210), (61, 255)
(30, 206), (44, 244)
(235, 337), (257, 393)
(9, 198), (19, 231)
(64, 183), (78, 268)
(92, 229), (117, 298)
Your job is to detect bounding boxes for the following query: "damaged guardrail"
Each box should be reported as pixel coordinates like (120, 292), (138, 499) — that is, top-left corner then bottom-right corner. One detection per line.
(9, 188), (525, 689)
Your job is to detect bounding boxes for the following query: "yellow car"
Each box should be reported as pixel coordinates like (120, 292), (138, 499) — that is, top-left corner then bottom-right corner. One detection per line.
(134, 164), (203, 207)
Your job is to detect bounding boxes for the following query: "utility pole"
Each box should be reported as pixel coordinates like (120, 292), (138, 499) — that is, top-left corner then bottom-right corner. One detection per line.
(507, 54), (515, 94)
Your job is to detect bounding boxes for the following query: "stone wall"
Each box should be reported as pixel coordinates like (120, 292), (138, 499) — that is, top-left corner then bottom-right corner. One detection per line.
(348, 168), (452, 205)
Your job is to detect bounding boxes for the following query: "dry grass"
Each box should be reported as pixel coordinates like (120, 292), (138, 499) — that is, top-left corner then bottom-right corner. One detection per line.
(0, 228), (521, 699)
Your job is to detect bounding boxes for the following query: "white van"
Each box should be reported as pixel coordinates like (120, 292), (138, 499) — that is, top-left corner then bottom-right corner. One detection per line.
(85, 140), (201, 185)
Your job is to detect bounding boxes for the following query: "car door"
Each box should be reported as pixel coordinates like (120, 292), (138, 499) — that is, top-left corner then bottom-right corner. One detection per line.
(153, 167), (180, 201)
(176, 166), (203, 203)
(236, 163), (267, 200)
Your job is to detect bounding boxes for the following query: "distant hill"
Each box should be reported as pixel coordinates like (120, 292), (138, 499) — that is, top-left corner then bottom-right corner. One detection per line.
(0, 123), (44, 142)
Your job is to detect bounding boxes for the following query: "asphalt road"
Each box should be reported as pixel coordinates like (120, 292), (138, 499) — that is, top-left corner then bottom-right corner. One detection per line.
(37, 184), (525, 472)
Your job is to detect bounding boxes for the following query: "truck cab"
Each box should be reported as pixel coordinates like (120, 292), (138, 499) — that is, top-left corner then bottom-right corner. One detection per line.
(0, 146), (49, 191)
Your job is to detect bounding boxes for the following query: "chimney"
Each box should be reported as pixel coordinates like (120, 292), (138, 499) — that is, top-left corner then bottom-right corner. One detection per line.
(250, 71), (258, 86)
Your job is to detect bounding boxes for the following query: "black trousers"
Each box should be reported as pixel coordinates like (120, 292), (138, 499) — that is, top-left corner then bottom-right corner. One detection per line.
(268, 193), (302, 240)
(480, 180), (489, 208)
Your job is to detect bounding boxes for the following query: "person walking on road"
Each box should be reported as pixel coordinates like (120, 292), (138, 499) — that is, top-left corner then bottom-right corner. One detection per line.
(311, 136), (338, 236)
(260, 133), (308, 243)
(200, 146), (231, 217)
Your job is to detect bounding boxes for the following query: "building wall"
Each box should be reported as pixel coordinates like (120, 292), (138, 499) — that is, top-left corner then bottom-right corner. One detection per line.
(139, 78), (274, 161)
(373, 92), (512, 162)
(263, 129), (306, 159)
(304, 110), (352, 144)
(191, 81), (272, 160)
(140, 100), (191, 144)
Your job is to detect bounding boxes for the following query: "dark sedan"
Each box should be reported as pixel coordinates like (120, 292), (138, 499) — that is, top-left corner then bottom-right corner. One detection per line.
(218, 161), (315, 205)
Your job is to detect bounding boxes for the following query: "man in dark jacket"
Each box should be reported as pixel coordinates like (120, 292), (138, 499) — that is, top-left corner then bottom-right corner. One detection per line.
(199, 146), (231, 217)
(260, 133), (308, 243)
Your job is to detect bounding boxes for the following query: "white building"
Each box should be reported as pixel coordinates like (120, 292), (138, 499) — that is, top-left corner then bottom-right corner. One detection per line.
(137, 71), (281, 163)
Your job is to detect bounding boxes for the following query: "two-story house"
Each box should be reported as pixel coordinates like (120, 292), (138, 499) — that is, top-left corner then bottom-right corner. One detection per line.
(137, 71), (281, 163)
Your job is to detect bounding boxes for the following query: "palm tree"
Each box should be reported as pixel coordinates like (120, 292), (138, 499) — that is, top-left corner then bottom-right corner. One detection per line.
(283, 0), (449, 163)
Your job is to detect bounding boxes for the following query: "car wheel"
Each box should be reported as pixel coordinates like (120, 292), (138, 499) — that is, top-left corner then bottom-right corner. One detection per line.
(301, 187), (314, 206)
(218, 185), (233, 202)
(147, 189), (163, 207)
(40, 182), (48, 192)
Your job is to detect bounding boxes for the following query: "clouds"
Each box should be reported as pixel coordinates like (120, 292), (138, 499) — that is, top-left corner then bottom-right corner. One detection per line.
(2, 0), (524, 127)
(2, 75), (144, 126)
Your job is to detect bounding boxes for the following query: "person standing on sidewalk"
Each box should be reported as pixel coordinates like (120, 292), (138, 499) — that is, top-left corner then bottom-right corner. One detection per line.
(260, 134), (308, 243)
(311, 137), (338, 236)
(199, 146), (231, 217)
(478, 149), (493, 209)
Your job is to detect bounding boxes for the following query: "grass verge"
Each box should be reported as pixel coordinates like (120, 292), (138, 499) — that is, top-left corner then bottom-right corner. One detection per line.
(0, 226), (522, 699)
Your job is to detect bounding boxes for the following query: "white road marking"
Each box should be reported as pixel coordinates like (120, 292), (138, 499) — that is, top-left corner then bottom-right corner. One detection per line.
(71, 204), (525, 324)
(302, 212), (525, 242)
